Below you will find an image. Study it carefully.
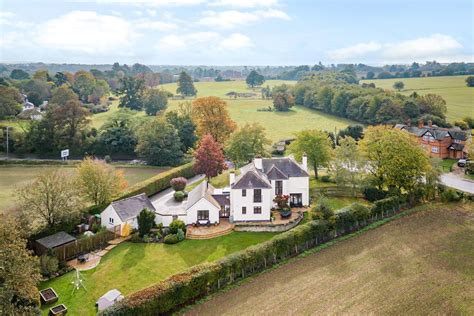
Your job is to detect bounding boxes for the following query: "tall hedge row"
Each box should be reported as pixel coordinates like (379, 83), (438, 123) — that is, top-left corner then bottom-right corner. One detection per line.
(100, 198), (408, 316)
(118, 162), (195, 199)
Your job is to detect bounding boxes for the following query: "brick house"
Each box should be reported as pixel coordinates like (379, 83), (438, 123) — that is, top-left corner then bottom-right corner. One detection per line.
(395, 120), (468, 159)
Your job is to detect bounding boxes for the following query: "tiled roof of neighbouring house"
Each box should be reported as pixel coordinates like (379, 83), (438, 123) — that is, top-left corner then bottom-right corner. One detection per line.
(448, 143), (465, 151)
(111, 193), (156, 221)
(395, 124), (467, 141)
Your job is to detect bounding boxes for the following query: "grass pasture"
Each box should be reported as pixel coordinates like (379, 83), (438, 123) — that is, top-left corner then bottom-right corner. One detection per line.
(184, 203), (474, 315)
(0, 165), (167, 212)
(361, 75), (474, 122)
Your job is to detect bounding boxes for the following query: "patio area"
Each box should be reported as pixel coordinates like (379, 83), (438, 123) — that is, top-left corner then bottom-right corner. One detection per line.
(186, 218), (235, 239)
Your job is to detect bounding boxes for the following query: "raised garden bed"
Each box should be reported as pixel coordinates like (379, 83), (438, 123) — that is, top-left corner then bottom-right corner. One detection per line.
(39, 288), (58, 305)
(49, 304), (67, 315)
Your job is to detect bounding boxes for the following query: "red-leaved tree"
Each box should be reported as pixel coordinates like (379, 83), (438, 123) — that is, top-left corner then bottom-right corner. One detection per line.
(193, 134), (227, 181)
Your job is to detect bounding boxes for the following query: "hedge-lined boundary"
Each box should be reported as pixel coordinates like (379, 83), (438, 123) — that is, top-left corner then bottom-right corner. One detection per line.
(100, 197), (409, 316)
(117, 162), (195, 200)
(0, 159), (79, 166)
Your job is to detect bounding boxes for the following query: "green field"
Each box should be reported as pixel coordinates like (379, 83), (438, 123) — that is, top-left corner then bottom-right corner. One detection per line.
(0, 165), (167, 212)
(361, 75), (474, 122)
(40, 232), (276, 315)
(90, 80), (355, 141)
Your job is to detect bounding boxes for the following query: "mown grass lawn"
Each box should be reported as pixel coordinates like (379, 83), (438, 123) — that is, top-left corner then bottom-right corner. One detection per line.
(39, 232), (276, 315)
(361, 75), (474, 122)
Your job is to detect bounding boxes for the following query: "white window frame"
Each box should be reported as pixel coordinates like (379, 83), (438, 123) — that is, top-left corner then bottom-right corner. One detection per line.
(431, 146), (439, 153)
(109, 217), (114, 224)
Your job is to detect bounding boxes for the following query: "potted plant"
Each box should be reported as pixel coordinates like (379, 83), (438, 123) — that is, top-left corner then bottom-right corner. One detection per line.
(273, 195), (292, 218)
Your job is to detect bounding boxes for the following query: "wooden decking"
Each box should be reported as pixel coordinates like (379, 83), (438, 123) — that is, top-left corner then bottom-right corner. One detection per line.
(187, 219), (235, 240)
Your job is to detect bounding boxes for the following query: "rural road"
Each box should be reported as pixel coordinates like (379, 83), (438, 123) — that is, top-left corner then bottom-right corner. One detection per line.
(440, 173), (474, 194)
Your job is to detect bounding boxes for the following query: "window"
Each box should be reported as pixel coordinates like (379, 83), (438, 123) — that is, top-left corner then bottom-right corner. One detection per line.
(275, 181), (283, 195)
(454, 139), (461, 143)
(197, 210), (209, 220)
(254, 189), (262, 202)
(109, 217), (114, 224)
(254, 206), (262, 214)
(242, 189), (246, 197)
(242, 206), (247, 214)
(431, 146), (439, 153)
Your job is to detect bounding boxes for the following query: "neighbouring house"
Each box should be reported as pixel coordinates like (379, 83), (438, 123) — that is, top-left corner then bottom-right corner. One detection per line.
(35, 231), (77, 256)
(100, 193), (159, 236)
(395, 120), (468, 159)
(96, 289), (123, 312)
(17, 108), (43, 120)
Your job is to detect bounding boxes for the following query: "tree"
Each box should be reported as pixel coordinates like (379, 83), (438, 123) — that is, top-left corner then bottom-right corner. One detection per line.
(360, 126), (431, 198)
(118, 76), (146, 110)
(76, 158), (128, 206)
(337, 125), (364, 141)
(20, 79), (51, 106)
(98, 109), (138, 155)
(73, 71), (96, 102)
(54, 72), (68, 86)
(419, 94), (447, 119)
(137, 208), (155, 237)
(17, 170), (83, 231)
(246, 70), (265, 88)
(52, 100), (91, 147)
(144, 89), (168, 116)
(193, 134), (227, 181)
(333, 137), (364, 196)
(176, 71), (197, 96)
(50, 85), (79, 106)
(466, 76), (474, 87)
(10, 69), (29, 80)
(135, 118), (184, 166)
(165, 103), (197, 152)
(0, 216), (41, 315)
(272, 89), (295, 111)
(33, 69), (51, 82)
(366, 71), (375, 79)
(192, 96), (236, 144)
(226, 123), (271, 166)
(393, 81), (405, 91)
(290, 130), (333, 179)
(0, 85), (22, 119)
(317, 86), (334, 113)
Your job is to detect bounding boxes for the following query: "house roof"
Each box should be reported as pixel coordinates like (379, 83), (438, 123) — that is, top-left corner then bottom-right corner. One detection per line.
(186, 181), (221, 210)
(266, 165), (289, 180)
(448, 143), (465, 151)
(212, 193), (230, 206)
(36, 231), (76, 249)
(111, 193), (156, 222)
(232, 169), (272, 189)
(261, 158), (309, 177)
(396, 124), (467, 141)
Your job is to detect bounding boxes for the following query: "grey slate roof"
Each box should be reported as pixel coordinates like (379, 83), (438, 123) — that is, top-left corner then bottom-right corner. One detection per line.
(232, 170), (273, 189)
(186, 181), (221, 210)
(261, 158), (309, 177)
(36, 231), (76, 249)
(448, 143), (465, 151)
(111, 193), (155, 221)
(396, 124), (467, 141)
(266, 164), (289, 180)
(212, 194), (230, 206)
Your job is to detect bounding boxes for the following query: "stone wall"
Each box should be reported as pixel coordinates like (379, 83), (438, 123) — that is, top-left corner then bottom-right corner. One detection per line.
(234, 212), (303, 232)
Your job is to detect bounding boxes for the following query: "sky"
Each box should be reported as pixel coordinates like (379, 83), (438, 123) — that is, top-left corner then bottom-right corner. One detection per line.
(0, 0), (473, 65)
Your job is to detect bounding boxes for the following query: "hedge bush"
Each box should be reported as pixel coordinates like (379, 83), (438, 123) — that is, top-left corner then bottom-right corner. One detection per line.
(174, 191), (185, 202)
(118, 162), (195, 199)
(170, 177), (187, 191)
(169, 219), (186, 234)
(100, 195), (409, 316)
(362, 186), (387, 202)
(163, 234), (179, 244)
(440, 188), (461, 202)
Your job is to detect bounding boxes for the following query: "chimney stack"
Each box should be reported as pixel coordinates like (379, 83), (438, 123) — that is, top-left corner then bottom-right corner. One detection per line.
(229, 171), (235, 186)
(302, 153), (308, 172)
(254, 155), (263, 170)
(418, 119), (424, 129)
(428, 120), (432, 128)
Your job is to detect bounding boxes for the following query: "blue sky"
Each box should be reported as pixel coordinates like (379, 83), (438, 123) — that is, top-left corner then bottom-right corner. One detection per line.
(1, 0), (472, 65)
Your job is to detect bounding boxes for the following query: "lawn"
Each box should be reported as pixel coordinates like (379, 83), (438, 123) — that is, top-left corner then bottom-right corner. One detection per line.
(39, 232), (276, 315)
(185, 203), (474, 315)
(0, 165), (167, 213)
(89, 80), (356, 141)
(361, 75), (474, 122)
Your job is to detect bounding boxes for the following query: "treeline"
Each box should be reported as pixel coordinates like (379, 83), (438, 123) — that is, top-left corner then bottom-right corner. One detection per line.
(292, 72), (452, 126)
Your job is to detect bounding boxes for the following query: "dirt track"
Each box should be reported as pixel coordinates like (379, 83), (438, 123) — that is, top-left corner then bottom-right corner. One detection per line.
(183, 203), (474, 315)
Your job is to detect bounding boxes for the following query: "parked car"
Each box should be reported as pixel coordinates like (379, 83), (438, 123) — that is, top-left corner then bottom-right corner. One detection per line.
(457, 159), (467, 167)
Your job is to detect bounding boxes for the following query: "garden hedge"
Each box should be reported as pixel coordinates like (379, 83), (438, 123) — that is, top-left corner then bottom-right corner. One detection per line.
(100, 196), (408, 316)
(117, 162), (195, 199)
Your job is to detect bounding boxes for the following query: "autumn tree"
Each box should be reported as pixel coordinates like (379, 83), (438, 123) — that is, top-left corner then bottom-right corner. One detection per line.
(272, 84), (295, 111)
(192, 96), (236, 144)
(194, 134), (227, 181)
(52, 100), (91, 147)
(0, 85), (23, 119)
(226, 123), (271, 166)
(50, 85), (79, 106)
(333, 137), (364, 196)
(17, 170), (83, 232)
(76, 158), (128, 206)
(176, 71), (197, 96)
(360, 126), (431, 197)
(419, 94), (447, 119)
(290, 129), (333, 178)
(0, 216), (41, 315)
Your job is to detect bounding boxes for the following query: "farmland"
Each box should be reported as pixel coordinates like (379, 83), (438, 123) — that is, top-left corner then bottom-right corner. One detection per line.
(361, 75), (474, 122)
(0, 165), (168, 212)
(90, 80), (356, 141)
(184, 203), (474, 315)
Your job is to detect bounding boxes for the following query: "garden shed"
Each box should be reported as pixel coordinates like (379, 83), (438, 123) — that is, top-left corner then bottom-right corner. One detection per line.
(96, 289), (123, 311)
(35, 231), (76, 256)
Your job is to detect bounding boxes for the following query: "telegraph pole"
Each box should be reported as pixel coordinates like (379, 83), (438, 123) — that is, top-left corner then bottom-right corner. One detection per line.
(6, 126), (11, 159)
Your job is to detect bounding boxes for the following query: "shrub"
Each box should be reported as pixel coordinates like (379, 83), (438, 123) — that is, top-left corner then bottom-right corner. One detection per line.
(130, 232), (141, 243)
(104, 155), (112, 163)
(174, 191), (185, 202)
(440, 188), (461, 202)
(349, 203), (371, 221)
(311, 196), (335, 225)
(321, 175), (331, 183)
(164, 234), (179, 244)
(170, 177), (187, 191)
(137, 208), (156, 237)
(169, 219), (186, 234)
(363, 186), (387, 202)
(176, 228), (185, 241)
(372, 196), (402, 216)
(40, 255), (59, 277)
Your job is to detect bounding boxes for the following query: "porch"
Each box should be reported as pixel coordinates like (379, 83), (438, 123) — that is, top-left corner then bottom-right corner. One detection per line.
(186, 218), (235, 240)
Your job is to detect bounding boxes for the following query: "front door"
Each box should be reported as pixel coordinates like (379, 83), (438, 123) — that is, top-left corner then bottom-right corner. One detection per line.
(220, 205), (230, 218)
(290, 194), (302, 207)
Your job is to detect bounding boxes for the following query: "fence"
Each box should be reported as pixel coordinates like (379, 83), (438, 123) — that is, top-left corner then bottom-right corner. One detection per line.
(313, 186), (364, 198)
(51, 230), (116, 262)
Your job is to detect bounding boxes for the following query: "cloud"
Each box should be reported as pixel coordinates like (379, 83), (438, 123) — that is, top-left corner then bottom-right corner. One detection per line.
(327, 34), (465, 63)
(199, 9), (289, 29)
(218, 33), (252, 50)
(84, 0), (205, 6)
(135, 19), (177, 31)
(209, 0), (279, 8)
(156, 31), (252, 52)
(36, 11), (139, 54)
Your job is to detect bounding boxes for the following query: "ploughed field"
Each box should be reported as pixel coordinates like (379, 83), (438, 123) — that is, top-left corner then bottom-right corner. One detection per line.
(361, 75), (474, 122)
(183, 203), (474, 315)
